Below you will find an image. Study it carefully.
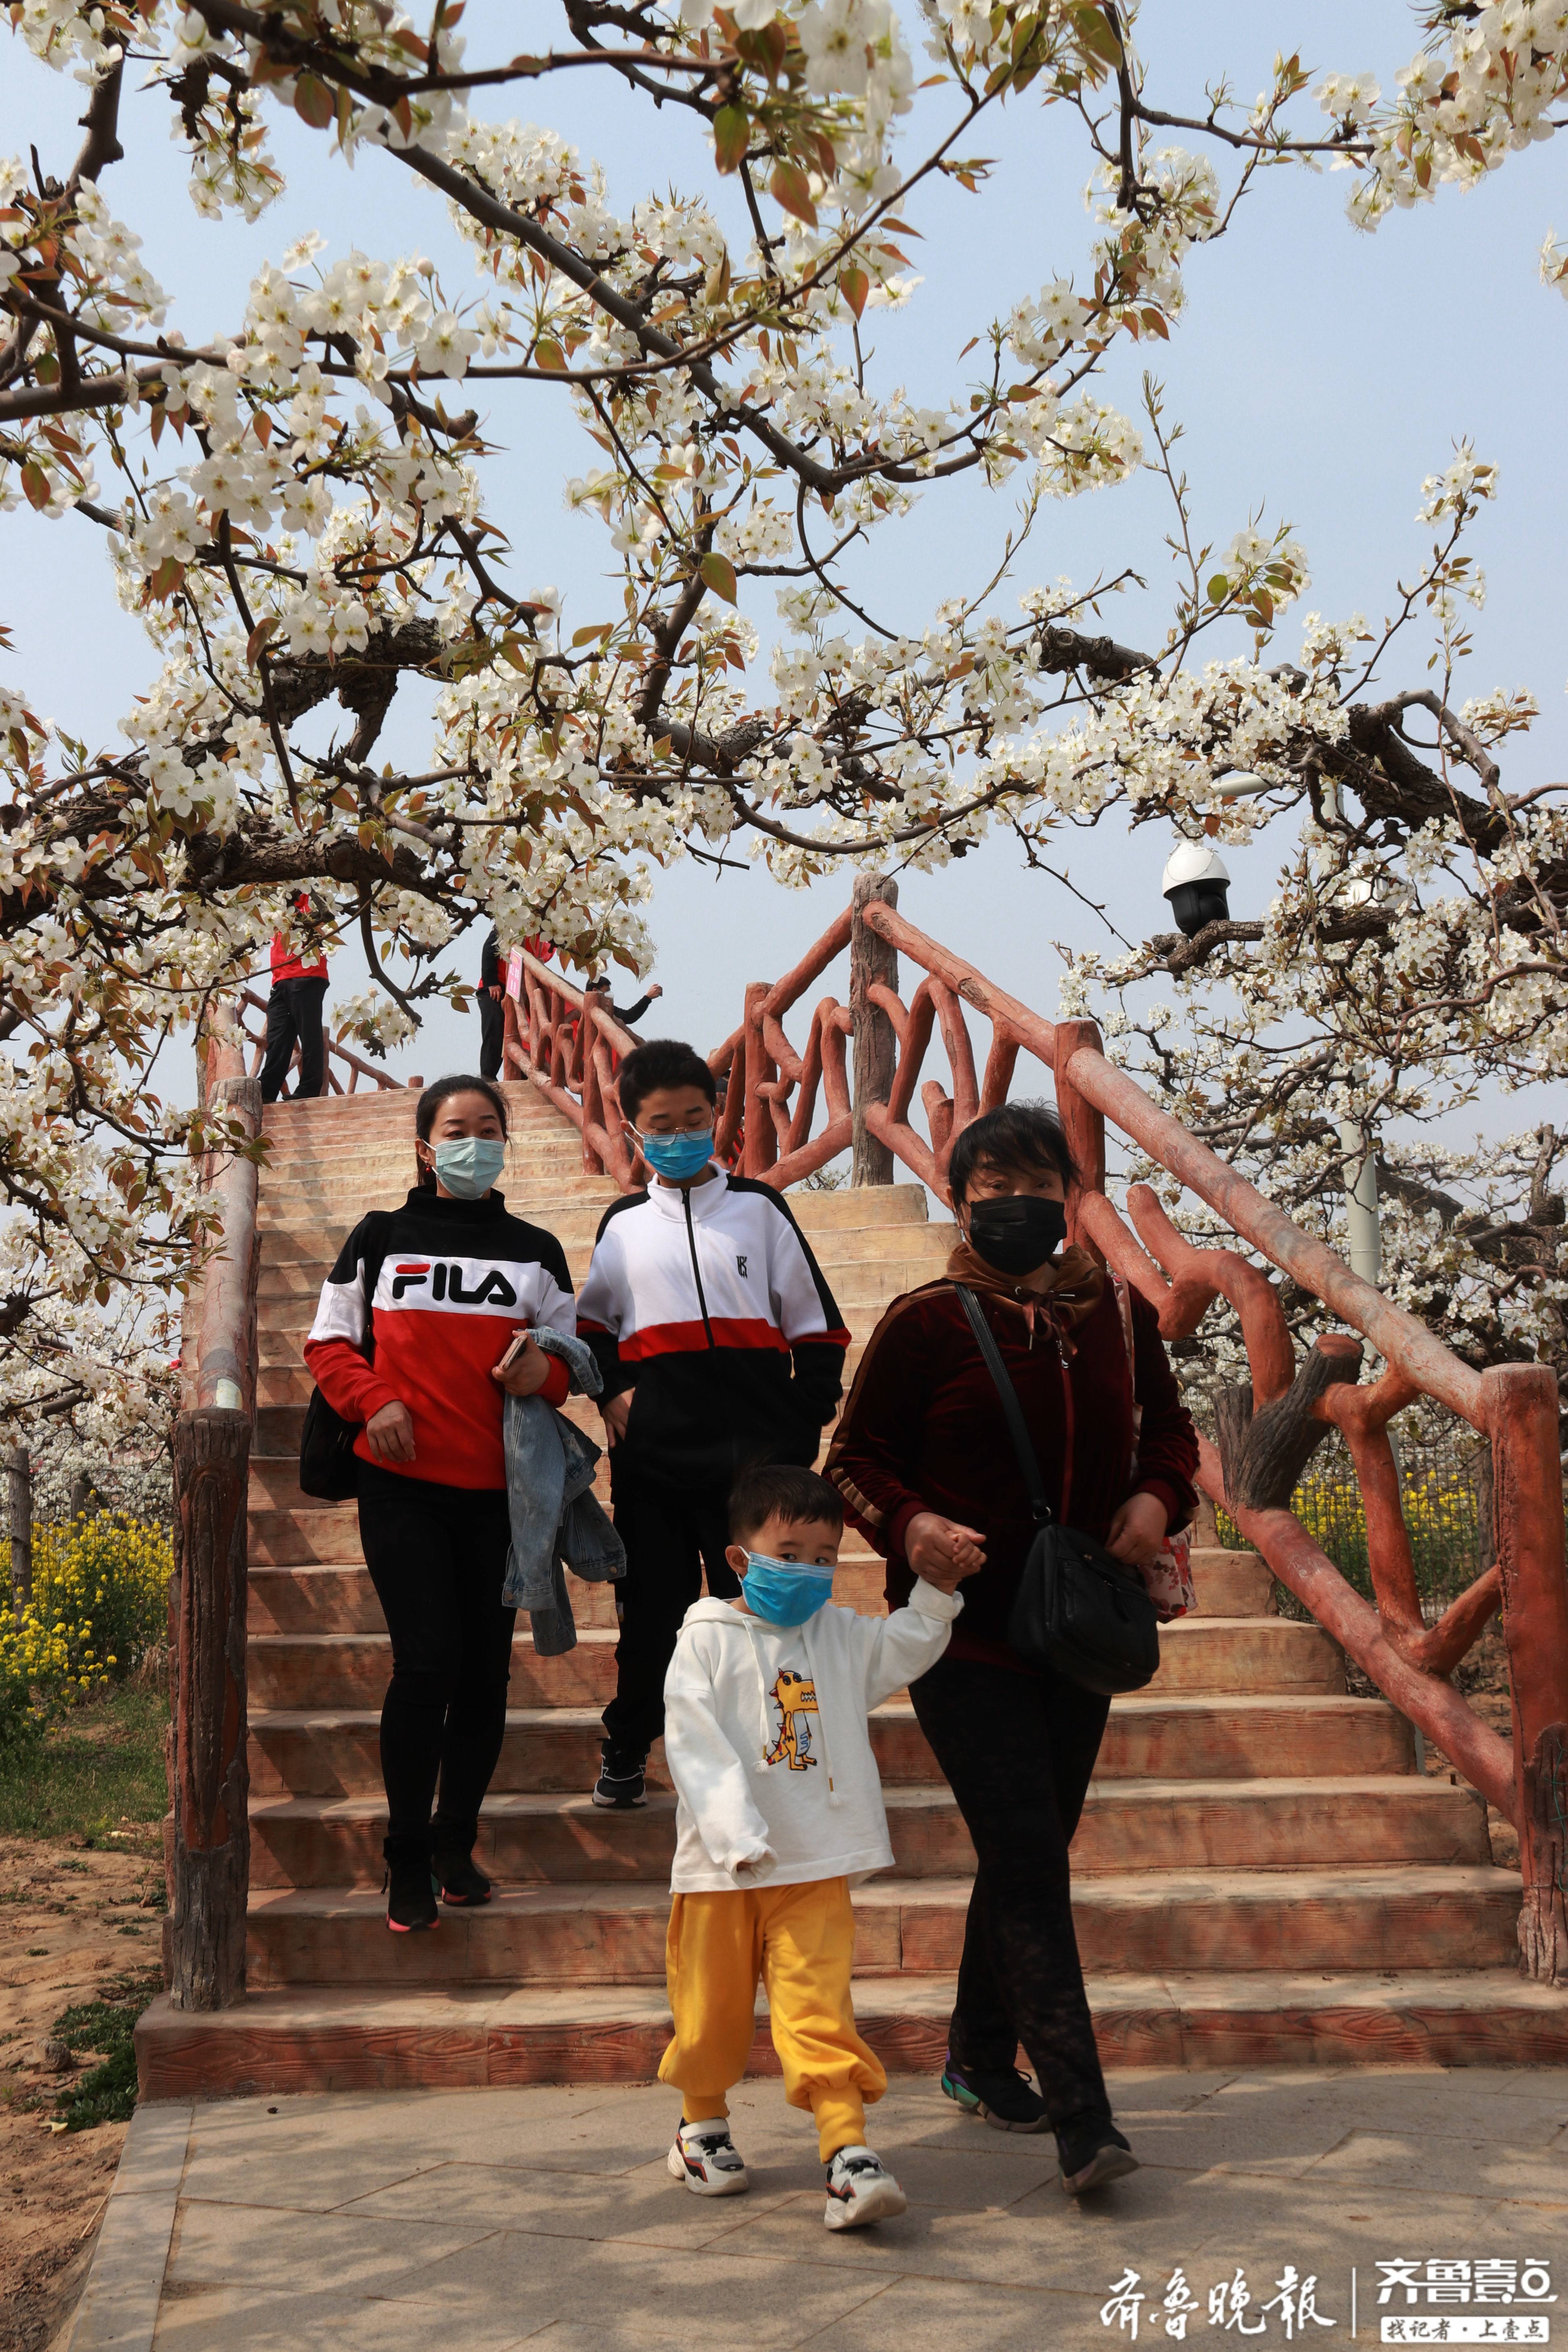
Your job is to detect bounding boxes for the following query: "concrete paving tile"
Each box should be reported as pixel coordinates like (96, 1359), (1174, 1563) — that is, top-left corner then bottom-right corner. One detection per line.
(166, 2197), (496, 2293)
(705, 2173), (1190, 2293)
(378, 2225), (898, 2341)
(797, 2274), (1108, 2352)
(338, 2154), (809, 2249)
(152, 2284), (533, 2352)
(108, 2105), (194, 2204)
(1306, 2128), (1568, 2202)
(70, 2169), (183, 2352)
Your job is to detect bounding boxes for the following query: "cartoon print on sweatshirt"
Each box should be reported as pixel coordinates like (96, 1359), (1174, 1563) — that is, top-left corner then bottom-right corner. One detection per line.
(765, 1668), (819, 1770)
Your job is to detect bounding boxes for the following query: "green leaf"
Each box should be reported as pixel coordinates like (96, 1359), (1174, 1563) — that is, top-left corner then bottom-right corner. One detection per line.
(20, 460), (50, 512)
(769, 162), (817, 228)
(1070, 2), (1123, 68)
(572, 622), (613, 647)
(293, 74), (336, 129)
(699, 552), (738, 606)
(535, 338), (567, 372)
(713, 104), (750, 175)
(1206, 573), (1229, 605)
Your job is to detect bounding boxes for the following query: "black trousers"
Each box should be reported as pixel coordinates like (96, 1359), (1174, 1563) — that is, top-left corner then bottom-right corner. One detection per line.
(261, 975), (327, 1102)
(479, 990), (505, 1081)
(910, 1651), (1113, 2132)
(357, 1464), (515, 1849)
(601, 1479), (740, 1755)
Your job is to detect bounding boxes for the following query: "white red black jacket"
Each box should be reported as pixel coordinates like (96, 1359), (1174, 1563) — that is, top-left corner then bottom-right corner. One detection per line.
(577, 1169), (848, 1491)
(304, 1187), (575, 1491)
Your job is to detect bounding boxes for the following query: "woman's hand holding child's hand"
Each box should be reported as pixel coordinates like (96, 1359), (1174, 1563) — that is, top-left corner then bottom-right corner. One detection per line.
(905, 1511), (986, 1594)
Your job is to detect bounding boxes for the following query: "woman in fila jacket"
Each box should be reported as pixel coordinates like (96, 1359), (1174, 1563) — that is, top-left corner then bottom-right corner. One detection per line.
(304, 1073), (575, 1933)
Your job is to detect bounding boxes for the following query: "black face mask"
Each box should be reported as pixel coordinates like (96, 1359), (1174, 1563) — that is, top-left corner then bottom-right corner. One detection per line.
(967, 1194), (1068, 1277)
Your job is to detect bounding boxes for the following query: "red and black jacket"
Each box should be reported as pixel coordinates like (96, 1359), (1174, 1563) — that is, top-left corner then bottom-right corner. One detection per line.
(304, 1187), (574, 1491)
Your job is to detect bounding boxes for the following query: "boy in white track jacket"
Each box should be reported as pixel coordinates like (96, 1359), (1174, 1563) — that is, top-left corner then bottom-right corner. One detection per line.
(659, 1464), (967, 2234)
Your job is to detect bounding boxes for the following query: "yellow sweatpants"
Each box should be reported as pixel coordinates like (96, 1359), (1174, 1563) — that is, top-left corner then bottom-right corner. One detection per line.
(659, 1876), (887, 2163)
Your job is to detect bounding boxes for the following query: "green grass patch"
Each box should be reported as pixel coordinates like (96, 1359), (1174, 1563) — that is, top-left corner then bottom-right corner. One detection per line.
(0, 1686), (168, 1845)
(50, 1968), (163, 2131)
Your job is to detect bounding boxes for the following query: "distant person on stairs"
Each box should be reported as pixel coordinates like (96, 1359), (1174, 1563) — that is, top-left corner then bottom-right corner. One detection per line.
(479, 930), (555, 1081)
(824, 1102), (1198, 2197)
(576, 1038), (850, 1811)
(261, 894), (330, 1102)
(302, 1073), (579, 1933)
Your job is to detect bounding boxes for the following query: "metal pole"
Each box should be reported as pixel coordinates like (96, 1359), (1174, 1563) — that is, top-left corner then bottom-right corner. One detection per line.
(6, 1446), (31, 1617)
(1338, 1117), (1382, 1287)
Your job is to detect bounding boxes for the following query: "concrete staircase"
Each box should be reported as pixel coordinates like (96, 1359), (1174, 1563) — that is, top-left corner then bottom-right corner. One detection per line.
(139, 1084), (1567, 2096)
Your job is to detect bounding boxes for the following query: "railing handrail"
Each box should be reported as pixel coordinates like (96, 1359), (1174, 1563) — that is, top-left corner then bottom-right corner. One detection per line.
(856, 898), (1487, 1432)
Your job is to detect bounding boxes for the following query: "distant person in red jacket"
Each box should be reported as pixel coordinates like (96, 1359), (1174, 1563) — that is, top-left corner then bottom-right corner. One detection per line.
(480, 930), (554, 1080)
(261, 896), (330, 1102)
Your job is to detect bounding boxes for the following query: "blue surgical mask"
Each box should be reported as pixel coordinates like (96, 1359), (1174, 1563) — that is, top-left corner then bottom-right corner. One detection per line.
(638, 1126), (714, 1182)
(742, 1552), (836, 1627)
(430, 1137), (507, 1199)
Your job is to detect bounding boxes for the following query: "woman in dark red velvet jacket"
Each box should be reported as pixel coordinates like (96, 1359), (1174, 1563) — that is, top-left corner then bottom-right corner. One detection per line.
(825, 1102), (1197, 2195)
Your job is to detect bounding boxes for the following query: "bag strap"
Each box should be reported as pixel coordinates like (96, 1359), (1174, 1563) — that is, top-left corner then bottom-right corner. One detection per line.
(952, 1284), (1054, 1529)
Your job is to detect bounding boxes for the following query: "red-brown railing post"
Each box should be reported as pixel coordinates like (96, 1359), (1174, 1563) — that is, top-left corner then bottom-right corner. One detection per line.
(168, 1063), (258, 2011)
(742, 979), (777, 1180)
(1486, 1362), (1568, 1983)
(851, 875), (898, 1186)
(1052, 1017), (1108, 1254)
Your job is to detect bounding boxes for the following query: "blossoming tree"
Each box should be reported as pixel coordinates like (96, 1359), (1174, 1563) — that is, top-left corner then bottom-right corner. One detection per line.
(2, 0), (1566, 1445)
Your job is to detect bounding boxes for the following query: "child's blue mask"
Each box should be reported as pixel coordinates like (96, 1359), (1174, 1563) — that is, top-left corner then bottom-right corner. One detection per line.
(742, 1552), (835, 1627)
(638, 1127), (714, 1182)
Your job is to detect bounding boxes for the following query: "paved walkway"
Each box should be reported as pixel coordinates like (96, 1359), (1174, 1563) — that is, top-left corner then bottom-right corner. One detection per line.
(67, 2068), (1568, 2351)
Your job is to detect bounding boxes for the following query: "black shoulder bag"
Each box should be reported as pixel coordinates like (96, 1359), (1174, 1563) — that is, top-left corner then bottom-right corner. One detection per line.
(953, 1284), (1160, 1697)
(298, 1225), (392, 1502)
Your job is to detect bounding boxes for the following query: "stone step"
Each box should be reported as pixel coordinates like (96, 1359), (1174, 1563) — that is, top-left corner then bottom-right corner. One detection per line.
(135, 1966), (1568, 2100)
(245, 1614), (1339, 1710)
(243, 1547), (1271, 1629)
(244, 1863), (1520, 1990)
(246, 1695), (1414, 1801)
(247, 1776), (1488, 1890)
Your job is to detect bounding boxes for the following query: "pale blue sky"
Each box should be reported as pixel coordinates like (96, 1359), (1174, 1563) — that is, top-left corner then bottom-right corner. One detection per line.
(4, 4), (1564, 1135)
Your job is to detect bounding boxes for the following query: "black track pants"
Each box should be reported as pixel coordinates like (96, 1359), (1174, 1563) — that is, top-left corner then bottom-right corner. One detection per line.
(261, 975), (327, 1101)
(357, 1463), (514, 1845)
(601, 1479), (740, 1756)
(910, 1650), (1113, 2132)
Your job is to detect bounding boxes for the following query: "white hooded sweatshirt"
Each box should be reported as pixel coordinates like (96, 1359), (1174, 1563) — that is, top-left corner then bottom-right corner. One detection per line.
(662, 1582), (963, 1894)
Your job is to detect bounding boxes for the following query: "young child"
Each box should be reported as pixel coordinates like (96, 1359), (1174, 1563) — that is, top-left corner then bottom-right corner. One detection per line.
(659, 1462), (967, 2231)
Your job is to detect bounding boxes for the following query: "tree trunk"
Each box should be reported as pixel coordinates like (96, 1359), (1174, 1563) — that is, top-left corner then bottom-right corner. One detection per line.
(851, 873), (898, 1186)
(69, 1471), (93, 1525)
(6, 1447), (31, 1618)
(168, 1407), (250, 2011)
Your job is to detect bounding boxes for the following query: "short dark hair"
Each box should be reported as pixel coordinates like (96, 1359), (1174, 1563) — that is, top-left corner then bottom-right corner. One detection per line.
(730, 1463), (844, 1545)
(948, 1101), (1077, 1206)
(617, 1038), (717, 1126)
(415, 1074), (509, 1186)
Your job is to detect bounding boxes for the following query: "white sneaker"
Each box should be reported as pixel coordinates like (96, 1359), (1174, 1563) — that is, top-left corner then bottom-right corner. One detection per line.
(823, 2144), (907, 2231)
(667, 2118), (749, 2196)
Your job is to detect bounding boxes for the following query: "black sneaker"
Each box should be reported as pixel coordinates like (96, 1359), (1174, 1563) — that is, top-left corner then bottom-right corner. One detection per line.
(592, 1743), (647, 1809)
(941, 2057), (1051, 2134)
(382, 1834), (438, 1934)
(431, 1822), (492, 1908)
(1058, 2118), (1138, 2195)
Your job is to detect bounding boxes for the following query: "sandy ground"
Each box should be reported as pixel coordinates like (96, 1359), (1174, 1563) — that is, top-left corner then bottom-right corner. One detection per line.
(0, 1836), (165, 2352)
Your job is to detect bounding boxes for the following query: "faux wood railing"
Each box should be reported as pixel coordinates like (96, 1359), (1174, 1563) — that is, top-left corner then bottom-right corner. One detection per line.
(504, 878), (1568, 1984)
(165, 1010), (260, 2009)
